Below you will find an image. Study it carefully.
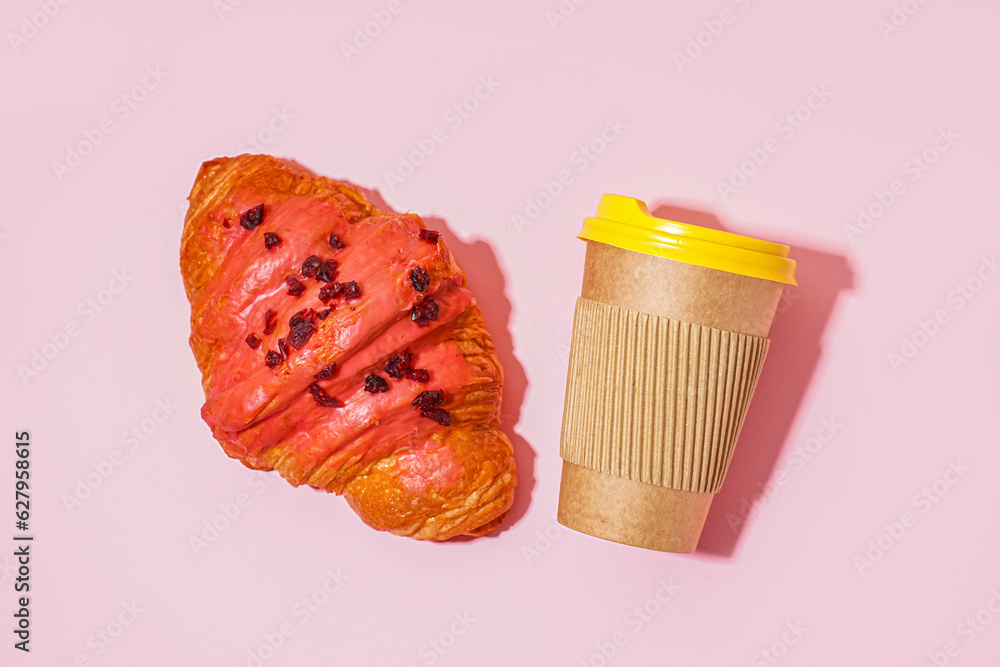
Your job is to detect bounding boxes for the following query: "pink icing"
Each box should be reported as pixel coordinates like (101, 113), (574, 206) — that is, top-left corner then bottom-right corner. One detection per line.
(192, 191), (479, 493)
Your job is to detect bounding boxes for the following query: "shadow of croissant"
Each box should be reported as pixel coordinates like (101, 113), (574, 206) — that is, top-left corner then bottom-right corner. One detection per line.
(649, 201), (855, 560)
(357, 186), (535, 539)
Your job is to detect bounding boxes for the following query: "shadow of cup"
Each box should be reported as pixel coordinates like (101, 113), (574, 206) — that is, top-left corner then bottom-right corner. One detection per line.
(647, 202), (854, 558)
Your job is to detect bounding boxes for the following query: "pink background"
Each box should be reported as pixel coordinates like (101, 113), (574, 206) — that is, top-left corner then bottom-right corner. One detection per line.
(3, 1), (999, 665)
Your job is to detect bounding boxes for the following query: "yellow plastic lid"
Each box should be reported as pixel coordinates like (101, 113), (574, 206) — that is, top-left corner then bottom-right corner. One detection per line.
(579, 194), (797, 285)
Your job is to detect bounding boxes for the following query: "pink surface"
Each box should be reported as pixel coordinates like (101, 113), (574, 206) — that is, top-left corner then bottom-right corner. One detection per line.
(2, 1), (999, 665)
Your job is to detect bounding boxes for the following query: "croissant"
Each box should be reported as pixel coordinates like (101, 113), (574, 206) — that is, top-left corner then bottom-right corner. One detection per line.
(180, 154), (516, 539)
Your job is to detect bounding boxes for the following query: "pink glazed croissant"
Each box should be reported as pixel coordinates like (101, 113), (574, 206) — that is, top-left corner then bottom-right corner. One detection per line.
(180, 154), (515, 539)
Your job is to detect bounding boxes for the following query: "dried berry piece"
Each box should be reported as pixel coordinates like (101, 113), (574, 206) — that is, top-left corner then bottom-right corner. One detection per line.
(411, 390), (444, 411)
(410, 267), (430, 292)
(410, 296), (439, 327)
(419, 229), (440, 243)
(314, 363), (337, 380)
(308, 383), (342, 408)
(285, 276), (306, 297)
(316, 307), (333, 320)
(263, 309), (278, 335)
(318, 282), (343, 303)
(265, 350), (283, 368)
(245, 333), (262, 349)
(289, 309), (315, 328)
(312, 393), (342, 408)
(420, 408), (451, 426)
(384, 353), (412, 379)
(240, 204), (265, 230)
(420, 407), (451, 426)
(343, 281), (361, 300)
(288, 320), (316, 350)
(301, 255), (323, 278)
(316, 259), (339, 283)
(363, 374), (390, 394)
(264, 232), (281, 250)
(420, 296), (439, 320)
(277, 338), (291, 360)
(328, 233), (345, 250)
(404, 368), (430, 383)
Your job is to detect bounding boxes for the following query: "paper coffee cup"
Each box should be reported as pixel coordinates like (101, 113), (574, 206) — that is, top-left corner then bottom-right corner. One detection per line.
(557, 194), (797, 553)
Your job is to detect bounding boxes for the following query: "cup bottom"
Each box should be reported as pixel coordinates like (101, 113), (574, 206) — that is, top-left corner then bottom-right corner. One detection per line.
(556, 461), (713, 553)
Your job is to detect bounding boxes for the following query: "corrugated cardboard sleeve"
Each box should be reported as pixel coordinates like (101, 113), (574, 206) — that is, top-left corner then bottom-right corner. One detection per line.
(557, 242), (783, 553)
(560, 298), (769, 492)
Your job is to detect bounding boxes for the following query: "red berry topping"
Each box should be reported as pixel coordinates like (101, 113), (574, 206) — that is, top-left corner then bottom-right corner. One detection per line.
(316, 260), (339, 283)
(288, 325), (315, 350)
(285, 276), (306, 297)
(288, 310), (317, 350)
(308, 383), (342, 408)
(420, 407), (451, 426)
(411, 390), (444, 411)
(301, 255), (322, 278)
(316, 307), (333, 320)
(319, 282), (343, 303)
(419, 229), (440, 243)
(363, 374), (390, 394)
(263, 309), (278, 335)
(328, 233), (345, 250)
(410, 267), (430, 292)
(245, 333), (261, 349)
(314, 363), (337, 380)
(343, 281), (361, 300)
(289, 309), (314, 328)
(384, 353), (412, 379)
(264, 232), (281, 250)
(265, 350), (283, 368)
(404, 369), (430, 383)
(410, 296), (439, 327)
(240, 204), (264, 230)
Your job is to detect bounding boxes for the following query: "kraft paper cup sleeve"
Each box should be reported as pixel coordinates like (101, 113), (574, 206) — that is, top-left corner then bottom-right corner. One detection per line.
(560, 298), (769, 490)
(557, 241), (783, 553)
